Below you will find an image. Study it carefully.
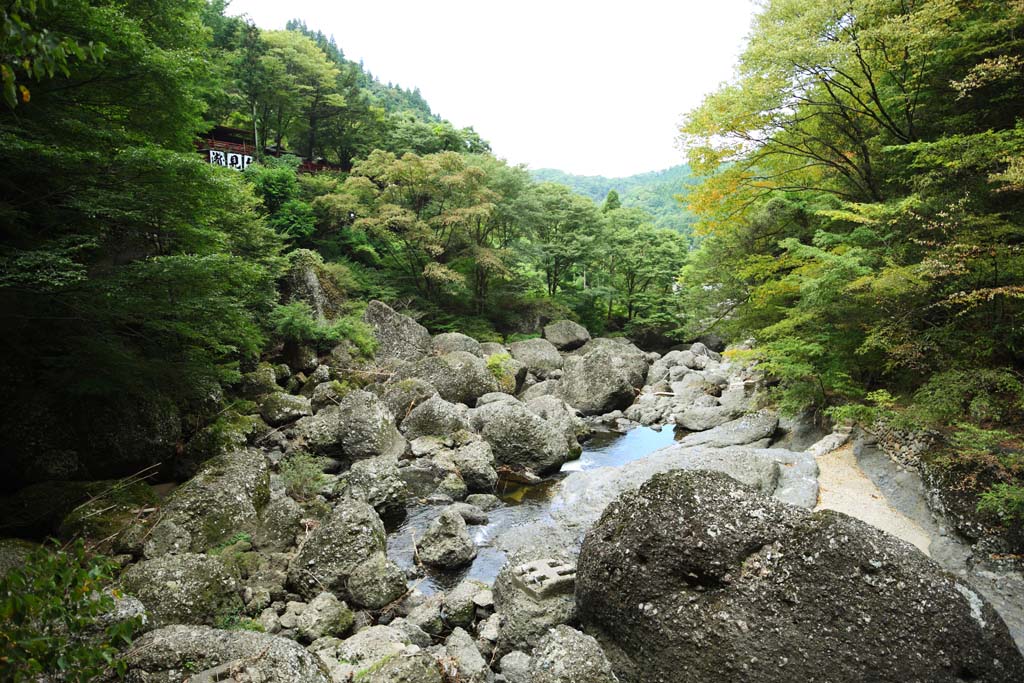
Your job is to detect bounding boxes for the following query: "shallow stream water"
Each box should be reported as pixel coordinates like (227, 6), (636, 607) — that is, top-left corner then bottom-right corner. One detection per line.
(386, 426), (683, 594)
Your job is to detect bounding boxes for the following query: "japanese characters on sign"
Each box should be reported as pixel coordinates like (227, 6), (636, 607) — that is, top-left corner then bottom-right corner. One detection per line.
(208, 149), (253, 171)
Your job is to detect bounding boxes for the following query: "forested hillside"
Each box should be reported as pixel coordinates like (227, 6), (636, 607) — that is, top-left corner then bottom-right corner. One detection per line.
(679, 0), (1024, 525)
(531, 165), (699, 236)
(0, 0), (688, 491)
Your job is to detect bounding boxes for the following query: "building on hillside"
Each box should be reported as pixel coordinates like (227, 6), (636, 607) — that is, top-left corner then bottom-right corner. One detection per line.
(197, 126), (339, 173)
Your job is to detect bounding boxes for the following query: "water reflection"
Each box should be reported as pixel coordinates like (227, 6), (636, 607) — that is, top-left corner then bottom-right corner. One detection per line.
(387, 425), (683, 594)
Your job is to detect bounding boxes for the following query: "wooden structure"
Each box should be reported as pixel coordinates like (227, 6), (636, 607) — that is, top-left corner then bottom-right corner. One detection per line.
(197, 126), (340, 173)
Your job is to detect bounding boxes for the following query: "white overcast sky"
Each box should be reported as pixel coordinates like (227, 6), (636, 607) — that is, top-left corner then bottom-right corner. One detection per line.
(225, 0), (757, 177)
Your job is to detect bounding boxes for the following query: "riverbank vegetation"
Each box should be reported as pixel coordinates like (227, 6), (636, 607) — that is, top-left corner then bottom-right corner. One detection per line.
(678, 0), (1024, 526)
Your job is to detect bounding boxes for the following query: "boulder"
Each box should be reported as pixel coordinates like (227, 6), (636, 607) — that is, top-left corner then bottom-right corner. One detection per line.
(178, 410), (267, 479)
(392, 351), (500, 406)
(347, 552), (409, 609)
(450, 441), (499, 492)
(432, 332), (484, 357)
(543, 319), (591, 351)
(519, 379), (560, 402)
(576, 469), (1024, 683)
(416, 507), (477, 568)
(401, 395), (471, 440)
(678, 409), (778, 447)
(309, 378), (346, 411)
(239, 363), (281, 399)
(675, 403), (742, 431)
(500, 651), (533, 683)
(493, 553), (577, 657)
(334, 456), (408, 516)
(363, 299), (431, 362)
(253, 494), (305, 552)
(446, 627), (492, 683)
(477, 391), (520, 406)
(525, 396), (586, 456)
(444, 578), (490, 626)
(366, 651), (443, 683)
(480, 342), (508, 357)
(138, 449), (269, 557)
(382, 378), (439, 422)
(258, 392), (313, 426)
(291, 390), (406, 460)
(120, 553), (240, 627)
(573, 338), (648, 388)
(466, 493), (503, 510)
(288, 498), (386, 600)
(530, 625), (618, 683)
(123, 625), (331, 682)
(508, 338), (563, 379)
(471, 400), (571, 475)
(309, 624), (415, 681)
(280, 592), (354, 642)
(558, 349), (635, 416)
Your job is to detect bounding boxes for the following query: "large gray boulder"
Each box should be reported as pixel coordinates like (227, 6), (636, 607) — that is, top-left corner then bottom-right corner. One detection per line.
(136, 449), (269, 557)
(281, 592), (355, 642)
(401, 395), (471, 440)
(382, 377), (439, 422)
(366, 652), (443, 683)
(493, 552), (577, 657)
(678, 409), (778, 447)
(308, 624), (416, 681)
(530, 625), (618, 683)
(450, 440), (498, 492)
(471, 400), (571, 475)
(120, 554), (240, 627)
(291, 390), (405, 460)
(519, 379), (560, 402)
(392, 351), (500, 406)
(676, 403), (742, 431)
(432, 332), (484, 357)
(446, 627), (493, 683)
(416, 507), (477, 568)
(573, 338), (648, 388)
(576, 469), (1024, 683)
(543, 320), (591, 351)
(288, 498), (386, 600)
(334, 455), (408, 516)
(525, 395), (586, 456)
(363, 299), (431, 362)
(259, 392), (313, 426)
(124, 625), (332, 682)
(509, 338), (563, 379)
(346, 552), (408, 609)
(558, 349), (635, 416)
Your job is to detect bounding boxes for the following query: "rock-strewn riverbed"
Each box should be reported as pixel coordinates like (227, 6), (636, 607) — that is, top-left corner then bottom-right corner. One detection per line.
(2, 302), (1022, 681)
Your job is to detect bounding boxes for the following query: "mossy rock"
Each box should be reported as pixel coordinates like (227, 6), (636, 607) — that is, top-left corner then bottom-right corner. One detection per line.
(178, 411), (268, 479)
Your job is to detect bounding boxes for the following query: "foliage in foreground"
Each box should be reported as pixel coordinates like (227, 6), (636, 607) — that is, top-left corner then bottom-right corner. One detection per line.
(0, 541), (140, 682)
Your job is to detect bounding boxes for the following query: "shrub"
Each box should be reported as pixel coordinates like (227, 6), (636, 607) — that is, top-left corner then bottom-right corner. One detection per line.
(0, 541), (141, 682)
(268, 301), (376, 357)
(978, 484), (1024, 527)
(280, 452), (325, 502)
(486, 353), (516, 392)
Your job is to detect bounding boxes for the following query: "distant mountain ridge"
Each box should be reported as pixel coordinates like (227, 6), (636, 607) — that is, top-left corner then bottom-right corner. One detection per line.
(530, 164), (699, 236)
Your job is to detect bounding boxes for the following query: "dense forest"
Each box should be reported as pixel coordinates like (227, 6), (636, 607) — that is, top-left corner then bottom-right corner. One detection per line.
(0, 0), (688, 489)
(679, 0), (1024, 523)
(531, 165), (701, 237)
